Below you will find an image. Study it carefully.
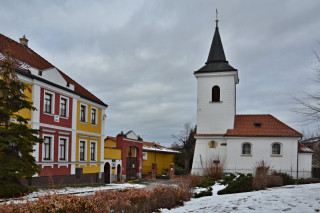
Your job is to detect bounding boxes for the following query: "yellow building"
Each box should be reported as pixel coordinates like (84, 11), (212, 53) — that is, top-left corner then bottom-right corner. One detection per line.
(75, 100), (106, 175)
(142, 142), (179, 176)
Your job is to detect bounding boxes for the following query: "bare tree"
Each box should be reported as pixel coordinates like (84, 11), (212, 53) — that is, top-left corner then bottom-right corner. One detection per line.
(294, 51), (320, 122)
(172, 122), (196, 174)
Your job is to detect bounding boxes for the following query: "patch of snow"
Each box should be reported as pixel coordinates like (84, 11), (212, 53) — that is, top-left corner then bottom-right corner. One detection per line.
(1, 183), (146, 204)
(161, 183), (320, 213)
(211, 182), (227, 195)
(143, 146), (179, 153)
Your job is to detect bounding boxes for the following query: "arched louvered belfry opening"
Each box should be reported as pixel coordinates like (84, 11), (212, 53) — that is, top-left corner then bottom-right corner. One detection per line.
(212, 86), (220, 102)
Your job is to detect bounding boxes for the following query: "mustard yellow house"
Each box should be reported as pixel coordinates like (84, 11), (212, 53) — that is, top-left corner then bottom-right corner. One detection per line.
(75, 100), (107, 178)
(142, 142), (179, 176)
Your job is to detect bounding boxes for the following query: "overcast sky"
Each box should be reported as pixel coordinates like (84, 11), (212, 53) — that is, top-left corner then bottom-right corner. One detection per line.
(1, 1), (320, 146)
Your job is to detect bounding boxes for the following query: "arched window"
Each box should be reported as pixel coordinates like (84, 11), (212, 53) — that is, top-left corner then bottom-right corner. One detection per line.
(242, 143), (251, 155)
(212, 86), (220, 102)
(272, 143), (281, 155)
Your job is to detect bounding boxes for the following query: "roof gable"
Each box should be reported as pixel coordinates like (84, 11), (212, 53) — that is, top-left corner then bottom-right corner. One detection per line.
(126, 130), (139, 140)
(0, 34), (107, 107)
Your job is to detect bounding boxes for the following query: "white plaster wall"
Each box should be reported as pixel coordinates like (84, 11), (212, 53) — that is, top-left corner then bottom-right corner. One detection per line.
(195, 72), (237, 134)
(127, 131), (138, 140)
(191, 137), (227, 175)
(31, 83), (41, 162)
(298, 153), (313, 178)
(226, 137), (299, 176)
(41, 68), (72, 90)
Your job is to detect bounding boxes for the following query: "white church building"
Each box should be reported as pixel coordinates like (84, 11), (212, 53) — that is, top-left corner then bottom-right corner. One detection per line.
(191, 19), (313, 178)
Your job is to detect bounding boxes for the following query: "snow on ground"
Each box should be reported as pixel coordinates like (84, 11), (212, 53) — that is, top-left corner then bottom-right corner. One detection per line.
(194, 182), (227, 195)
(1, 183), (146, 204)
(162, 183), (320, 213)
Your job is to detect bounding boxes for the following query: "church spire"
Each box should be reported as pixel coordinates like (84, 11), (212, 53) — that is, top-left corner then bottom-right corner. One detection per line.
(194, 13), (237, 73)
(206, 10), (226, 63)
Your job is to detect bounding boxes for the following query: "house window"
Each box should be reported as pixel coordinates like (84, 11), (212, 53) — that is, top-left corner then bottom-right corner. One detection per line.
(80, 104), (87, 122)
(272, 143), (281, 155)
(90, 142), (96, 161)
(44, 93), (52, 114)
(79, 140), (86, 161)
(212, 86), (220, 102)
(91, 108), (97, 125)
(60, 97), (67, 117)
(242, 143), (251, 155)
(43, 136), (52, 160)
(59, 138), (67, 160)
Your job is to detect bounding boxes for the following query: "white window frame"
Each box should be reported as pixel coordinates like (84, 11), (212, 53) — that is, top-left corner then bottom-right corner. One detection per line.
(80, 103), (88, 123)
(59, 96), (69, 118)
(241, 142), (252, 156)
(271, 142), (282, 156)
(42, 134), (54, 161)
(90, 141), (97, 161)
(91, 107), (98, 125)
(58, 136), (69, 161)
(43, 90), (55, 115)
(79, 140), (87, 161)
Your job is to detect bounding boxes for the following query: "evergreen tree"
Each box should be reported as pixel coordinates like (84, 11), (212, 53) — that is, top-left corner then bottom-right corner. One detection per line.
(0, 50), (42, 197)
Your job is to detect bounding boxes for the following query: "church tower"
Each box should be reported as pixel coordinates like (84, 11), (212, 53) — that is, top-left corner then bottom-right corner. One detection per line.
(195, 18), (239, 134)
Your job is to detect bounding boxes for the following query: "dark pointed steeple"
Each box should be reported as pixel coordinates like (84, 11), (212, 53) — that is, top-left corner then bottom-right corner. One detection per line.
(195, 16), (237, 74)
(206, 20), (226, 63)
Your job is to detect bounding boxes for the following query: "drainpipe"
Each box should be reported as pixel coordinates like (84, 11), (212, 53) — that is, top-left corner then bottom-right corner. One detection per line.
(297, 137), (302, 180)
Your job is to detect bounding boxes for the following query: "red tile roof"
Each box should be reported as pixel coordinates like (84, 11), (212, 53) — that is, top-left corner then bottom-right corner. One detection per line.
(196, 115), (302, 137)
(0, 34), (107, 106)
(298, 142), (314, 153)
(227, 115), (302, 137)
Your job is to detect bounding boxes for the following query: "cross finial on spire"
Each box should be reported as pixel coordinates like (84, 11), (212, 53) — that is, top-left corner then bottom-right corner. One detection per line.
(215, 9), (219, 28)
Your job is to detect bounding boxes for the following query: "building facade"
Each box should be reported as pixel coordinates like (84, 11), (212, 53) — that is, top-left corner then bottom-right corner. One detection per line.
(191, 20), (313, 178)
(0, 34), (108, 186)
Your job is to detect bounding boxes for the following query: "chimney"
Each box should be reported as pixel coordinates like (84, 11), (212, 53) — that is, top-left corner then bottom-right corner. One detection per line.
(19, 35), (28, 47)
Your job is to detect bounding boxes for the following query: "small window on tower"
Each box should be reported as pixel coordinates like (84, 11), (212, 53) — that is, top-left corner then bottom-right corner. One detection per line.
(212, 86), (220, 102)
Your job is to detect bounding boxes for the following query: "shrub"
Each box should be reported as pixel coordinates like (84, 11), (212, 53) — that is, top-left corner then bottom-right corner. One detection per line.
(194, 188), (213, 198)
(266, 175), (283, 187)
(218, 173), (253, 195)
(272, 171), (294, 185)
(297, 178), (320, 185)
(0, 184), (192, 213)
(220, 173), (236, 185)
(202, 157), (225, 179)
(195, 178), (217, 188)
(186, 175), (205, 188)
(252, 161), (270, 190)
(0, 182), (29, 198)
(174, 167), (185, 175)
